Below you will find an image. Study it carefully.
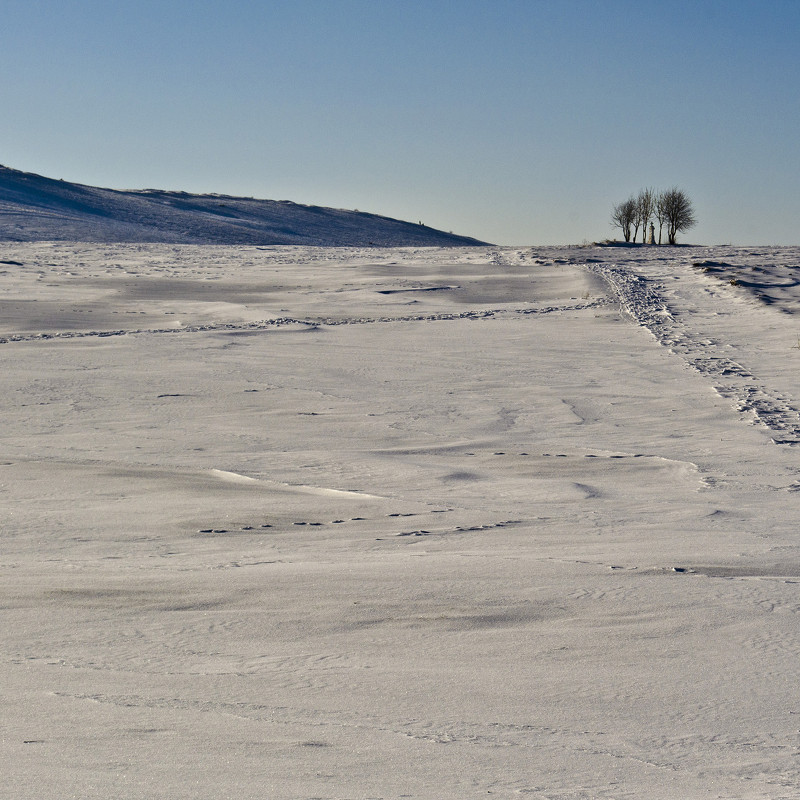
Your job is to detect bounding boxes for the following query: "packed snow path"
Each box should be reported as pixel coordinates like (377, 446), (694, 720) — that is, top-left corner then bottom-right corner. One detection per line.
(586, 248), (800, 444)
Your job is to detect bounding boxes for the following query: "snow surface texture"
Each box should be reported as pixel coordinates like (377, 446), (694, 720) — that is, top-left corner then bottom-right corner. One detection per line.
(3, 242), (800, 799)
(0, 165), (488, 247)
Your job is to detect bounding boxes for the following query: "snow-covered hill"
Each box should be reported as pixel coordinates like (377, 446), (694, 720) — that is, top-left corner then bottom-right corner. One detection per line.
(0, 165), (488, 246)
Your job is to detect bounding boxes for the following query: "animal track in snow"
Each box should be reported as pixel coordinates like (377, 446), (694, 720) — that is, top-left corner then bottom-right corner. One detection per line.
(380, 519), (524, 540)
(0, 299), (608, 345)
(196, 509), (450, 536)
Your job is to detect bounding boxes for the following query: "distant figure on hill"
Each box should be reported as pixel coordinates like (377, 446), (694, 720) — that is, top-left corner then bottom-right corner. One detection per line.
(648, 222), (656, 244)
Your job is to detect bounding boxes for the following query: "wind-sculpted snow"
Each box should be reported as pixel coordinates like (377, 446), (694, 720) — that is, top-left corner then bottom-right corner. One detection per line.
(4, 242), (800, 800)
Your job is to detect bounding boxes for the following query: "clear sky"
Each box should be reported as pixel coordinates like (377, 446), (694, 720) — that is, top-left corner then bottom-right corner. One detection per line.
(2, 0), (798, 245)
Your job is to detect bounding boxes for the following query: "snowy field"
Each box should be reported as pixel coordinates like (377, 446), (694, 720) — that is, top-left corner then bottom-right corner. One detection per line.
(2, 242), (800, 799)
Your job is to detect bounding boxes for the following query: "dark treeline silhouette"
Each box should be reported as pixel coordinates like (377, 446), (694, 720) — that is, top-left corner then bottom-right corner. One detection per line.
(612, 188), (696, 244)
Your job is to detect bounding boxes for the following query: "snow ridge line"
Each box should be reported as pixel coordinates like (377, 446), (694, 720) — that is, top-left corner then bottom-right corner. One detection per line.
(0, 299), (607, 344)
(586, 261), (800, 445)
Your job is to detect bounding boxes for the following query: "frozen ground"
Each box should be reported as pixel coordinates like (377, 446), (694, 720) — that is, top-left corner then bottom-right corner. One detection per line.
(2, 242), (800, 799)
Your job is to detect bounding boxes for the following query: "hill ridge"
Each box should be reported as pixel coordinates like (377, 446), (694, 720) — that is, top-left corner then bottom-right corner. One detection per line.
(0, 165), (489, 247)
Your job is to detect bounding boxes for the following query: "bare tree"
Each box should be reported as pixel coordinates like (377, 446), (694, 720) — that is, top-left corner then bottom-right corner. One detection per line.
(631, 199), (642, 244)
(611, 197), (637, 242)
(654, 190), (669, 244)
(636, 187), (655, 243)
(661, 187), (696, 244)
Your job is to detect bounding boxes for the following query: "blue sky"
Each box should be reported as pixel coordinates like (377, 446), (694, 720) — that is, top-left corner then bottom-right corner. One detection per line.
(2, 0), (798, 245)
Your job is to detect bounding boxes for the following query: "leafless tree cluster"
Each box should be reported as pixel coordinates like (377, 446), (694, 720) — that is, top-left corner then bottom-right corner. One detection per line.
(611, 188), (696, 244)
